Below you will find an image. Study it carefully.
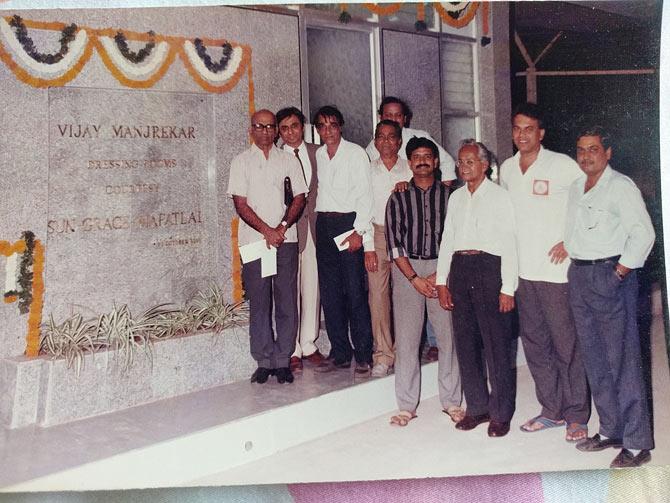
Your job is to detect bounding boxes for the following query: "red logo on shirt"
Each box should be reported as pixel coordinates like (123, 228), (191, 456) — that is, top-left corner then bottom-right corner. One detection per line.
(532, 179), (550, 196)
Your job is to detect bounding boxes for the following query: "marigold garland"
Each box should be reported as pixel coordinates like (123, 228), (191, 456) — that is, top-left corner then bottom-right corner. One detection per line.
(362, 3), (403, 16)
(434, 2), (480, 28)
(0, 16), (253, 96)
(25, 239), (44, 357)
(415, 3), (427, 31)
(231, 218), (244, 302)
(0, 234), (44, 357)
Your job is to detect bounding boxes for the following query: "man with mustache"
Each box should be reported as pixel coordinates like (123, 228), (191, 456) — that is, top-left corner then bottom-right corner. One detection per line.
(386, 137), (462, 427)
(499, 102), (590, 442)
(436, 139), (517, 437)
(565, 126), (655, 468)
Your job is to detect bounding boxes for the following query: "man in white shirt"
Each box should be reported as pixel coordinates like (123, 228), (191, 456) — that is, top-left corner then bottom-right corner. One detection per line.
(365, 96), (457, 183)
(276, 107), (327, 373)
(311, 106), (374, 376)
(436, 139), (517, 438)
(227, 109), (308, 385)
(499, 103), (590, 442)
(365, 120), (412, 377)
(565, 126), (655, 468)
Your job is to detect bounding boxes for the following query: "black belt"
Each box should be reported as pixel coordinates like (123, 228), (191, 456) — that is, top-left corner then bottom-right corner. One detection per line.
(571, 255), (620, 266)
(318, 211), (354, 218)
(454, 249), (484, 256)
(408, 254), (437, 260)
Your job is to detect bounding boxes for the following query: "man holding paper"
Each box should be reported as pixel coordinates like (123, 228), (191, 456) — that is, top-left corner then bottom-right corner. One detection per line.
(312, 105), (374, 376)
(227, 109), (307, 385)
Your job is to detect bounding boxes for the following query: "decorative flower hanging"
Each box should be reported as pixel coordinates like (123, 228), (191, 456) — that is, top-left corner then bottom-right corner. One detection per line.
(0, 15), (253, 95)
(434, 2), (481, 28)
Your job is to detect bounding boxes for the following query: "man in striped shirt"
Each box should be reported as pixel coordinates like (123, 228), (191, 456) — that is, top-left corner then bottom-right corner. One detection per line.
(385, 137), (463, 427)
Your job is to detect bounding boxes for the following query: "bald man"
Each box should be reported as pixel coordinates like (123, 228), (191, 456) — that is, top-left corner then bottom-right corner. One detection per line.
(227, 109), (308, 385)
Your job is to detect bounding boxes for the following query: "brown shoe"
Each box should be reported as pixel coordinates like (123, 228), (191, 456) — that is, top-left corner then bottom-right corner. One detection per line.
(425, 346), (439, 362)
(488, 421), (511, 437)
(610, 448), (651, 468)
(289, 356), (303, 372)
(455, 413), (490, 431)
(303, 350), (326, 365)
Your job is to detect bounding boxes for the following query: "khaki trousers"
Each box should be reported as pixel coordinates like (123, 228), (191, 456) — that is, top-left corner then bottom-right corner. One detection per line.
(367, 225), (394, 366)
(292, 225), (321, 358)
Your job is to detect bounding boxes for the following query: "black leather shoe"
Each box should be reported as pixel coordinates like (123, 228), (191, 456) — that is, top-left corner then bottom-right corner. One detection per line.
(488, 421), (511, 437)
(610, 449), (651, 468)
(455, 413), (490, 431)
(250, 367), (273, 384)
(576, 433), (623, 452)
(275, 367), (294, 384)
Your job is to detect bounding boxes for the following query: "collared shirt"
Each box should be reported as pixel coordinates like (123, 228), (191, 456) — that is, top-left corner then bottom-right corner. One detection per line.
(366, 126), (456, 181)
(435, 178), (518, 295)
(385, 178), (449, 260)
(499, 146), (582, 283)
(315, 138), (375, 251)
(564, 165), (654, 269)
(370, 157), (412, 225)
(227, 144), (308, 246)
(281, 141), (311, 187)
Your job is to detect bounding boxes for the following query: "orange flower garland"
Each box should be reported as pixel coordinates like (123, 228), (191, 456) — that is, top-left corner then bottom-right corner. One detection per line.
(25, 239), (44, 357)
(362, 3), (403, 16)
(433, 2), (480, 29)
(0, 16), (254, 98)
(231, 218), (244, 302)
(0, 236), (43, 356)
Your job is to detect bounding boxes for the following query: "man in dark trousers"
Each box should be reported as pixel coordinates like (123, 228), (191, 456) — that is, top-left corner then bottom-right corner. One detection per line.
(227, 109), (307, 384)
(565, 126), (655, 468)
(436, 139), (518, 438)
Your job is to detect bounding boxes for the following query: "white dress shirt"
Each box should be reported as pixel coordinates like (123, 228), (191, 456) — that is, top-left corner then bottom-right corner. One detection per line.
(315, 138), (375, 251)
(435, 178), (518, 295)
(499, 146), (582, 283)
(281, 141), (312, 187)
(227, 144), (308, 246)
(370, 157), (412, 225)
(564, 165), (654, 269)
(366, 127), (456, 182)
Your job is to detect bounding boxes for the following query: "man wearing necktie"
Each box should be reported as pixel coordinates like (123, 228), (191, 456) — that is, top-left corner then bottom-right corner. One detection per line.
(276, 107), (326, 373)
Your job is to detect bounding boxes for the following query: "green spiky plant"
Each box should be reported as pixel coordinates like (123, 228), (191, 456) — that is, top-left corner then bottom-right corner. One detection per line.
(39, 285), (249, 376)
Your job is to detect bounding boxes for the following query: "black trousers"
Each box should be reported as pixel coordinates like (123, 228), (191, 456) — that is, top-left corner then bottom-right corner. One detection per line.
(315, 212), (373, 365)
(450, 253), (516, 422)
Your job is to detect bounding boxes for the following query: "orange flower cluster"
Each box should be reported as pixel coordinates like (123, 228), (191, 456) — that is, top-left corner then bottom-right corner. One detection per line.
(0, 237), (44, 357)
(433, 2), (481, 29)
(231, 218), (244, 303)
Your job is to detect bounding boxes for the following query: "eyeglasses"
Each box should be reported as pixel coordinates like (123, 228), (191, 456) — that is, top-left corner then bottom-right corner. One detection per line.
(456, 159), (480, 167)
(251, 123), (277, 132)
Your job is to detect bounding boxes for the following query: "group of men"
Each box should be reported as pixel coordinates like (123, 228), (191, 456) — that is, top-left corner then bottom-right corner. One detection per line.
(227, 98), (655, 469)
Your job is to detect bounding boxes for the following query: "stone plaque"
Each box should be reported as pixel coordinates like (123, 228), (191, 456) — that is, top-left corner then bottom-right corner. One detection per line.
(46, 88), (217, 318)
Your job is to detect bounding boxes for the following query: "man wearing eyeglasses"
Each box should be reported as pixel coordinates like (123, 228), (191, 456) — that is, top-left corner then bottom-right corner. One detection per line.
(365, 96), (456, 184)
(275, 107), (326, 373)
(565, 126), (655, 468)
(365, 120), (411, 378)
(312, 105), (374, 376)
(227, 109), (308, 385)
(499, 103), (590, 443)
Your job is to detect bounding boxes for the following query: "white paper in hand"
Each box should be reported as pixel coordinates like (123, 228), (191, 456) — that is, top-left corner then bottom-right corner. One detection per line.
(333, 229), (355, 251)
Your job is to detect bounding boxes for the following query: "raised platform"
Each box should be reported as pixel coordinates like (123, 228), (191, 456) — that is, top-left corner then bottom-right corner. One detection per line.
(0, 325), (331, 429)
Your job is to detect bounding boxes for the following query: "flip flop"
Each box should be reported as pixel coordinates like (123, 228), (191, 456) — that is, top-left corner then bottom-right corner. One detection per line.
(443, 406), (466, 423)
(566, 422), (588, 442)
(390, 411), (417, 427)
(519, 415), (565, 432)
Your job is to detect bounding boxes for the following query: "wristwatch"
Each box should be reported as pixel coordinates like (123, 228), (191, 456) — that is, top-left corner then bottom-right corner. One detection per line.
(280, 220), (288, 228)
(355, 229), (365, 237)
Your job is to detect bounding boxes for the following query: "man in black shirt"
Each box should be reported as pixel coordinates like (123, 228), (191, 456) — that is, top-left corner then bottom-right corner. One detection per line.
(385, 137), (463, 426)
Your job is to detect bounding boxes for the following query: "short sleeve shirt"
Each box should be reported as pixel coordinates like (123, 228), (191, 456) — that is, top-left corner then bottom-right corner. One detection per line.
(227, 144), (308, 246)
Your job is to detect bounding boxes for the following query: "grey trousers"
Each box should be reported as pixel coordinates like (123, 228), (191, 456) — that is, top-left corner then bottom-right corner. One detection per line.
(517, 279), (590, 424)
(392, 258), (461, 413)
(242, 242), (298, 369)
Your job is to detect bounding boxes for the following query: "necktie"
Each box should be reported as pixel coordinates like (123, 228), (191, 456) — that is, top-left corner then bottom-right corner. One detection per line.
(293, 148), (308, 184)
